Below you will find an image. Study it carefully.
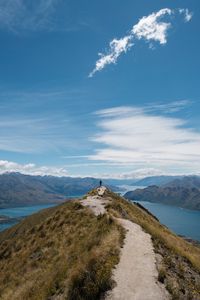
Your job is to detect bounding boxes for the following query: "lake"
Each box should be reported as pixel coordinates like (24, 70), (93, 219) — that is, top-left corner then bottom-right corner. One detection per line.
(1, 190), (200, 242)
(117, 185), (200, 242)
(132, 200), (200, 241)
(0, 203), (57, 232)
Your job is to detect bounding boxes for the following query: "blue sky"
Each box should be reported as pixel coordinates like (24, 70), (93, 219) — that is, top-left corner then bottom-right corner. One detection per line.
(0, 0), (200, 179)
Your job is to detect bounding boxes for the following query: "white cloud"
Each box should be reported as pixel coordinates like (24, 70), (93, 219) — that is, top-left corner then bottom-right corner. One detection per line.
(96, 100), (190, 117)
(95, 106), (137, 117)
(0, 87), (96, 155)
(132, 8), (172, 44)
(0, 116), (71, 153)
(89, 36), (133, 77)
(89, 8), (193, 77)
(0, 159), (198, 180)
(80, 167), (199, 180)
(0, 0), (59, 32)
(94, 168), (171, 180)
(89, 103), (200, 174)
(179, 8), (193, 22)
(0, 160), (69, 176)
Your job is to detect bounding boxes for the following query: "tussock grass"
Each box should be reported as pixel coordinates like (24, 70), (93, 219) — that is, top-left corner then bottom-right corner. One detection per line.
(105, 190), (200, 299)
(0, 188), (199, 299)
(0, 200), (124, 300)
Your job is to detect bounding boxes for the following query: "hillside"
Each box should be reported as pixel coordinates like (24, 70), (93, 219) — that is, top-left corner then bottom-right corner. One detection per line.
(125, 176), (200, 210)
(0, 188), (200, 299)
(133, 175), (182, 187)
(0, 173), (116, 208)
(164, 176), (200, 189)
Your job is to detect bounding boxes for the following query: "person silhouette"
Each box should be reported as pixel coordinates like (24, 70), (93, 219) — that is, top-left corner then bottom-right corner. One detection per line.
(99, 180), (102, 187)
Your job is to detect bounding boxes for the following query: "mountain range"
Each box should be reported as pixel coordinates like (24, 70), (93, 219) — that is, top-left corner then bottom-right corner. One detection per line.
(132, 175), (182, 186)
(0, 173), (116, 208)
(1, 173), (200, 210)
(125, 176), (200, 210)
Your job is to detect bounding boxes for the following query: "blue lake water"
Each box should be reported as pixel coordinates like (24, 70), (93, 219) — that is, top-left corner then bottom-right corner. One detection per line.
(133, 201), (200, 241)
(118, 185), (200, 241)
(0, 194), (84, 232)
(0, 204), (57, 232)
(1, 193), (200, 242)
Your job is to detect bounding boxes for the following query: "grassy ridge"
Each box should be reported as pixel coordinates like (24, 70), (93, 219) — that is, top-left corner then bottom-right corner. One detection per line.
(0, 201), (124, 300)
(105, 190), (200, 299)
(0, 189), (200, 299)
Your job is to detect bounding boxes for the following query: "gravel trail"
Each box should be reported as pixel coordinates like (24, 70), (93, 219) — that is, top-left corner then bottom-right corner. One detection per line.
(106, 218), (169, 300)
(81, 187), (169, 300)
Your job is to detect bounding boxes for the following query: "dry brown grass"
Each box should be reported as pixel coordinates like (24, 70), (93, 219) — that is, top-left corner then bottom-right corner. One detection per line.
(0, 189), (200, 299)
(105, 190), (200, 299)
(0, 200), (124, 300)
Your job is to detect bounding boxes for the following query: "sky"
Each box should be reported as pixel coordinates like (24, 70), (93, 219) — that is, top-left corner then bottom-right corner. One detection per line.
(0, 0), (200, 179)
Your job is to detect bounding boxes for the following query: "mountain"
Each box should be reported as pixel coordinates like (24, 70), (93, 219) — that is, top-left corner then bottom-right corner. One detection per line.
(133, 175), (182, 186)
(163, 176), (200, 189)
(104, 178), (137, 185)
(125, 176), (200, 210)
(0, 172), (117, 208)
(0, 188), (199, 299)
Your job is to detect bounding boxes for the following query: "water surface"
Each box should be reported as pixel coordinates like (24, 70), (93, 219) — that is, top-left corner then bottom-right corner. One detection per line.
(1, 190), (200, 242)
(133, 201), (200, 241)
(0, 203), (57, 232)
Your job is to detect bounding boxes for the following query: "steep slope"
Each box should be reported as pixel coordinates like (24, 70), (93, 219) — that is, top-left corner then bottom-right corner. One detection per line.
(125, 176), (200, 210)
(0, 188), (200, 299)
(0, 198), (123, 300)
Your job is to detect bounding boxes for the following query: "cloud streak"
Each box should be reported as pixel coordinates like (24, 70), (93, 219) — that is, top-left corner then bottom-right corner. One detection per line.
(89, 102), (200, 174)
(89, 8), (192, 77)
(0, 116), (71, 153)
(0, 87), (92, 154)
(0, 160), (69, 176)
(0, 0), (59, 32)
(89, 35), (133, 77)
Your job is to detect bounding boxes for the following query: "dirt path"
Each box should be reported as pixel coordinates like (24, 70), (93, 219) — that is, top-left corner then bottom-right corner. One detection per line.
(80, 186), (108, 216)
(106, 218), (169, 300)
(80, 187), (169, 300)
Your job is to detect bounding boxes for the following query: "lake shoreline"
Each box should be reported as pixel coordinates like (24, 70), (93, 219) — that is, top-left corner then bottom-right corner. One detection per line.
(130, 199), (200, 242)
(1, 198), (200, 243)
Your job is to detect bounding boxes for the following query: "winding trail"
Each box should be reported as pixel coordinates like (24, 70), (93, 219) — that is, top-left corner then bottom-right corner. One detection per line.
(81, 187), (169, 300)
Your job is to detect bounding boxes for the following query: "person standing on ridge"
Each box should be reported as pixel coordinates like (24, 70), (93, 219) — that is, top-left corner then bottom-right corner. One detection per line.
(99, 180), (102, 187)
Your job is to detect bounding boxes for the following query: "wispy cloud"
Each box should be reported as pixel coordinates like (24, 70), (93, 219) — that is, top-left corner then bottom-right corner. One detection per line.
(96, 100), (191, 116)
(1, 159), (198, 179)
(0, 0), (59, 32)
(89, 101), (200, 174)
(179, 8), (193, 22)
(0, 160), (69, 176)
(0, 87), (90, 154)
(90, 168), (174, 180)
(89, 35), (133, 78)
(0, 116), (71, 153)
(89, 8), (192, 77)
